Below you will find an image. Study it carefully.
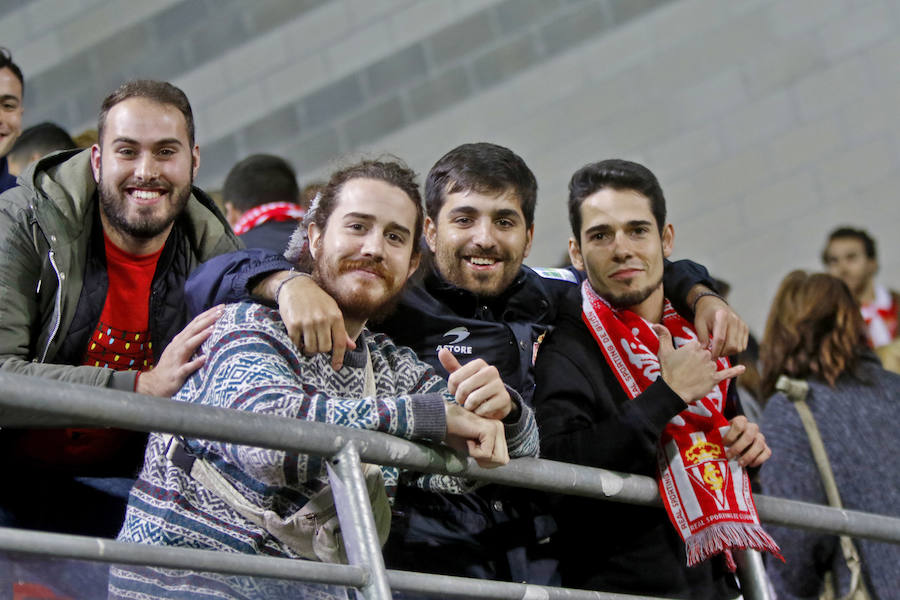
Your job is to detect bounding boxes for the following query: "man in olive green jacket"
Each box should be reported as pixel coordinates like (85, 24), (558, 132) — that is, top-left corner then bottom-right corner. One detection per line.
(0, 80), (240, 537)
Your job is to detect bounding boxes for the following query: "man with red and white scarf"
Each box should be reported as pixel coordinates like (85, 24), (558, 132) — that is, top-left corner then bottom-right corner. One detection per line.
(534, 159), (780, 599)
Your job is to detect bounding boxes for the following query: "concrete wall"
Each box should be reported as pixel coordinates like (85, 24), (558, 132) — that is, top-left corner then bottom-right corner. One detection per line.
(2, 0), (899, 332)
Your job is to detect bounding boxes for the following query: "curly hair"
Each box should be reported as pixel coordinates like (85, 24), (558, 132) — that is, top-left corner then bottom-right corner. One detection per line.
(760, 270), (868, 398)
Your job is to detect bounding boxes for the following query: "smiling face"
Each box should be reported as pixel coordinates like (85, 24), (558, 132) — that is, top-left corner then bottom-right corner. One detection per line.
(570, 187), (673, 319)
(90, 97), (199, 254)
(0, 67), (23, 160)
(425, 188), (533, 297)
(308, 177), (420, 324)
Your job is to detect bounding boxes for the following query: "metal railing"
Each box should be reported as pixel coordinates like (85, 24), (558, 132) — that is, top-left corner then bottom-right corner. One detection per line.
(1, 372), (898, 600)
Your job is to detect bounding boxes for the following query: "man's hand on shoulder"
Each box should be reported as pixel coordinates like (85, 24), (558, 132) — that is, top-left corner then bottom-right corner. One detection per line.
(136, 305), (223, 397)
(690, 288), (749, 357)
(438, 348), (513, 421)
(443, 402), (509, 468)
(254, 270), (355, 370)
(654, 325), (745, 405)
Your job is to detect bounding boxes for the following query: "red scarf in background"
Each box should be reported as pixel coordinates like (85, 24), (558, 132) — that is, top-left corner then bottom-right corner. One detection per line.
(233, 201), (305, 235)
(580, 280), (781, 569)
(860, 284), (898, 348)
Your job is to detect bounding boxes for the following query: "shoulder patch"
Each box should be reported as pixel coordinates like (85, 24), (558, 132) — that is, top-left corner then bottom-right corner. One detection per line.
(532, 267), (579, 284)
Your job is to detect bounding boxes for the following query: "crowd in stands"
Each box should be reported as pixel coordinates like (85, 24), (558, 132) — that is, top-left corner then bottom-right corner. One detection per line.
(0, 46), (897, 600)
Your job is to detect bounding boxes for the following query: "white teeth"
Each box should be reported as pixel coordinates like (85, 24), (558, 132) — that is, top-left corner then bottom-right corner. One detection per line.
(131, 190), (161, 200)
(469, 257), (496, 266)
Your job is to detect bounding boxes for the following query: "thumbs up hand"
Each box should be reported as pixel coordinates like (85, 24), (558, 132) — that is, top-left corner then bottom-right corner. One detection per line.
(651, 324), (745, 405)
(438, 348), (512, 420)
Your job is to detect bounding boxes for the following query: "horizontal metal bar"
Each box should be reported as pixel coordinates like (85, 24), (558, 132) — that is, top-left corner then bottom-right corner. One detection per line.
(1, 372), (899, 545)
(0, 526), (662, 600)
(387, 569), (663, 599)
(0, 527), (367, 588)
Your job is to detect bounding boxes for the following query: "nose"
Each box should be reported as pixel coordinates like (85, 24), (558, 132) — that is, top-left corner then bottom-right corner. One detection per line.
(611, 230), (634, 261)
(471, 218), (497, 249)
(134, 153), (159, 182)
(360, 230), (385, 259)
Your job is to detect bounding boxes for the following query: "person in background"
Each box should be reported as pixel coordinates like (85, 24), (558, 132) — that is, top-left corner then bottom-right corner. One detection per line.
(822, 226), (898, 350)
(6, 121), (76, 176)
(223, 153), (305, 253)
(0, 47), (24, 192)
(759, 270), (900, 599)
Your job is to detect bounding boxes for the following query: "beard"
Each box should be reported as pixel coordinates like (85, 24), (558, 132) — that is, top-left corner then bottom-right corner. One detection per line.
(313, 252), (406, 323)
(603, 272), (663, 310)
(98, 171), (192, 240)
(432, 243), (520, 299)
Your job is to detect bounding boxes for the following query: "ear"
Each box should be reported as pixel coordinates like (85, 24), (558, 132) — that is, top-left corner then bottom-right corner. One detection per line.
(568, 237), (584, 271)
(522, 223), (535, 259)
(90, 144), (102, 183)
(407, 252), (421, 281)
(308, 222), (322, 260)
(191, 145), (200, 179)
(424, 216), (437, 253)
(224, 202), (239, 227)
(661, 223), (674, 259)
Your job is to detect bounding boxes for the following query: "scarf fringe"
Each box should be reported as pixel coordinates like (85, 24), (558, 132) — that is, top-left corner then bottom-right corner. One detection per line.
(685, 522), (784, 569)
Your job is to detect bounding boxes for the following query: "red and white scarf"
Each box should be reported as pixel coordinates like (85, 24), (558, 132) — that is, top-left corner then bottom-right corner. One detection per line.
(580, 281), (781, 569)
(861, 284), (898, 348)
(232, 202), (306, 236)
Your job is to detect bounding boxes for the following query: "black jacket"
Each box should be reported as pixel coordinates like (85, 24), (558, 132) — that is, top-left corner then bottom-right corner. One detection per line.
(534, 285), (739, 598)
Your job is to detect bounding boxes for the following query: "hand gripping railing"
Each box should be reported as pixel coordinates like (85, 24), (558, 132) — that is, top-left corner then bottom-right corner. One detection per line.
(1, 373), (899, 600)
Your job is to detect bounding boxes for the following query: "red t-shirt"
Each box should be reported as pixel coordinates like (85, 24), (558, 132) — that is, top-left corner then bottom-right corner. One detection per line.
(21, 233), (163, 471)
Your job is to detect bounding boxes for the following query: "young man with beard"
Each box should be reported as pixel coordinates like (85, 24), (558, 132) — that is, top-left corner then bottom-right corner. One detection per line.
(0, 80), (238, 537)
(185, 143), (748, 586)
(533, 159), (779, 598)
(0, 47), (25, 192)
(111, 159), (537, 600)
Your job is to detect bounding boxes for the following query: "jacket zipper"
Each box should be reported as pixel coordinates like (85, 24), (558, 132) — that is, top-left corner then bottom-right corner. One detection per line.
(39, 249), (63, 363)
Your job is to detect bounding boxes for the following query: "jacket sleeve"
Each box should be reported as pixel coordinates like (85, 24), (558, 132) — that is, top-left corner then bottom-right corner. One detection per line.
(662, 258), (715, 318)
(533, 330), (686, 476)
(185, 248), (295, 317)
(759, 392), (833, 600)
(0, 189), (126, 390)
(185, 305), (448, 488)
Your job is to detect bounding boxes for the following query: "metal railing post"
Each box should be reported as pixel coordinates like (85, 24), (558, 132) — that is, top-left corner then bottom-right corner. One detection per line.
(734, 549), (772, 600)
(328, 441), (392, 600)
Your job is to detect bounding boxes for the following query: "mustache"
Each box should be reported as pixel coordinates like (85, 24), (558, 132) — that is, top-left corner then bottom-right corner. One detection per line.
(338, 258), (391, 280)
(122, 177), (170, 189)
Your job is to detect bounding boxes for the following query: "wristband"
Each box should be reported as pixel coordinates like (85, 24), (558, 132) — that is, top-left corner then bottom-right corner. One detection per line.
(691, 290), (725, 315)
(274, 272), (309, 303)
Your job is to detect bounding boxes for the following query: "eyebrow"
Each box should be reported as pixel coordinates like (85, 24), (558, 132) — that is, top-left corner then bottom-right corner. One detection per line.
(343, 212), (412, 237)
(446, 206), (522, 220)
(584, 219), (653, 235)
(111, 136), (184, 147)
(0, 94), (20, 104)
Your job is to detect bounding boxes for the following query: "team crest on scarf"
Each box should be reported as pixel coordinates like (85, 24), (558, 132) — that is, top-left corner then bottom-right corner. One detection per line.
(580, 280), (781, 569)
(233, 202), (306, 235)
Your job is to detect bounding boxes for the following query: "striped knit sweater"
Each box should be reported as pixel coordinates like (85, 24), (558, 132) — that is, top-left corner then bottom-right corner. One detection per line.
(111, 302), (537, 599)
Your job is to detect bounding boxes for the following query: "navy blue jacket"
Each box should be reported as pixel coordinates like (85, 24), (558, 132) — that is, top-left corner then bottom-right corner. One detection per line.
(0, 156), (16, 193)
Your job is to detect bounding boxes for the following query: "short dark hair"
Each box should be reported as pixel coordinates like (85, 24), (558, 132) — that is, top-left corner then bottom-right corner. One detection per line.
(0, 47), (24, 97)
(223, 154), (300, 212)
(425, 142), (537, 228)
(822, 226), (877, 263)
(98, 80), (195, 147)
(285, 158), (423, 267)
(568, 159), (666, 241)
(9, 122), (76, 163)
